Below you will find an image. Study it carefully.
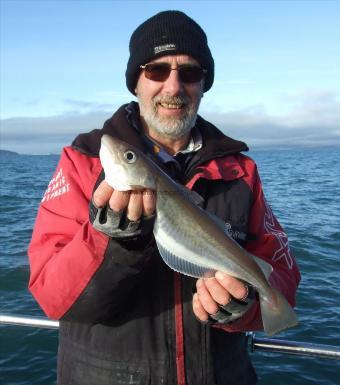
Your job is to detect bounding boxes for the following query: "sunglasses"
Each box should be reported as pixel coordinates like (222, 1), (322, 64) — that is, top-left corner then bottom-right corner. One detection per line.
(140, 63), (207, 83)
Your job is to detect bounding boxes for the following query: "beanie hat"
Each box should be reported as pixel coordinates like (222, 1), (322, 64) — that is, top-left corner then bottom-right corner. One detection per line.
(126, 10), (214, 94)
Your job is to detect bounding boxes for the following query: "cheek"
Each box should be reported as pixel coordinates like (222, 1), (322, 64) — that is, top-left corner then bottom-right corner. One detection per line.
(186, 81), (203, 98)
(186, 86), (203, 107)
(136, 76), (162, 101)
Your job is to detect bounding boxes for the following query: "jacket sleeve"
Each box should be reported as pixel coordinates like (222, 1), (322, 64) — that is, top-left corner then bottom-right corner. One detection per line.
(216, 162), (301, 332)
(28, 147), (154, 322)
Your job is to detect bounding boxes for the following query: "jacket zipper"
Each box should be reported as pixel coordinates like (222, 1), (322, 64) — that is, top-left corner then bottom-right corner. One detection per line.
(174, 271), (186, 385)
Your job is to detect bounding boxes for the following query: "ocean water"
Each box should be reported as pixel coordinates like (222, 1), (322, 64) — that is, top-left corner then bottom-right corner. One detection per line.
(0, 147), (339, 385)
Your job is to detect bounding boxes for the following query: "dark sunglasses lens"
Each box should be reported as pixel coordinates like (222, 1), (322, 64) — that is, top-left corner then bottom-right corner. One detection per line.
(144, 64), (170, 81)
(179, 66), (205, 83)
(144, 64), (205, 83)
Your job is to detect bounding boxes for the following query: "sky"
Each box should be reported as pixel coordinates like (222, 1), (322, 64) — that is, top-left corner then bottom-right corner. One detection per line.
(1, 0), (340, 154)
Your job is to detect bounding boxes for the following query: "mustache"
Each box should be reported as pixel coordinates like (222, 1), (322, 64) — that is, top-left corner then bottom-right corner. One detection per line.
(153, 95), (190, 107)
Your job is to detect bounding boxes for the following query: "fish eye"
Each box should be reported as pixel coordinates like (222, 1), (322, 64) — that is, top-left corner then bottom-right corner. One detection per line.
(123, 150), (137, 163)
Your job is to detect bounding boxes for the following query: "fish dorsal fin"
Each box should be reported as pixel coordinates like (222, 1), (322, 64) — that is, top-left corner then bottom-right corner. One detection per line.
(251, 254), (273, 279)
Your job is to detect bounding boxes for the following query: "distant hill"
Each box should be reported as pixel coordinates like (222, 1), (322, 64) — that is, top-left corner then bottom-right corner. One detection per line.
(0, 149), (19, 156)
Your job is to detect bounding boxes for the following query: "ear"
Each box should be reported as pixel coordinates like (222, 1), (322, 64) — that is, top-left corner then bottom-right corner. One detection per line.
(200, 80), (205, 97)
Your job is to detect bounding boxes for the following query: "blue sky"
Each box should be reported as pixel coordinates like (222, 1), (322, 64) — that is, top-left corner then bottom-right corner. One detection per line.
(1, 0), (340, 153)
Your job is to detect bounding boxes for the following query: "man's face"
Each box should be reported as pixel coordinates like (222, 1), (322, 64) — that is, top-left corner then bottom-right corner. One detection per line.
(136, 54), (204, 139)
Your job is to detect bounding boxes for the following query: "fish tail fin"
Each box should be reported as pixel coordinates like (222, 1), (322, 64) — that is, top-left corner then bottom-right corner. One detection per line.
(259, 288), (298, 336)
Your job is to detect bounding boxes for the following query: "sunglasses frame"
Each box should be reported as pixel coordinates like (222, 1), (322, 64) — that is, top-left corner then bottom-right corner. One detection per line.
(140, 63), (207, 83)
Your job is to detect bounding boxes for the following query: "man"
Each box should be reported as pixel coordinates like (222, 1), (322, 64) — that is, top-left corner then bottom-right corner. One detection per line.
(28, 10), (300, 385)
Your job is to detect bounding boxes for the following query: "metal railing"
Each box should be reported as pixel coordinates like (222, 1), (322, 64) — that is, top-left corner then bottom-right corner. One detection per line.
(247, 332), (340, 360)
(0, 314), (59, 329)
(1, 314), (340, 360)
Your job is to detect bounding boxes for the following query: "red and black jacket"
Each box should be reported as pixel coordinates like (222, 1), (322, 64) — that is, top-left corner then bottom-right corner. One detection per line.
(28, 104), (300, 385)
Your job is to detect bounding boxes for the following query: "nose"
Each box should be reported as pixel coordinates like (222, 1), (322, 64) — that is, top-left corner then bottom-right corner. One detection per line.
(162, 68), (183, 95)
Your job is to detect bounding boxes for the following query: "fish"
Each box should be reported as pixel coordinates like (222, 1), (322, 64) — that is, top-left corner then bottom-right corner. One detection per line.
(99, 134), (298, 336)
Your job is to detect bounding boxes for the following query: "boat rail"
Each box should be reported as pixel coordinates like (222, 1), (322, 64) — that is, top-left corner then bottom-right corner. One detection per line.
(1, 314), (340, 360)
(247, 332), (340, 360)
(0, 314), (59, 329)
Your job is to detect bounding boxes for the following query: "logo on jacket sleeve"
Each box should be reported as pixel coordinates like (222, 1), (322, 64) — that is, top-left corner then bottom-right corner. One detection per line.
(42, 168), (70, 203)
(263, 199), (294, 269)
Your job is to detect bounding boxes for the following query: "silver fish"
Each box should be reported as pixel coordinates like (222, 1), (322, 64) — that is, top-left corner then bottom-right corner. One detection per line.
(99, 134), (298, 336)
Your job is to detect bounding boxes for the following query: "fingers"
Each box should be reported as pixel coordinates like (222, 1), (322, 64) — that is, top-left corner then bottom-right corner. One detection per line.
(193, 273), (249, 322)
(126, 190), (156, 221)
(108, 190), (143, 221)
(204, 277), (230, 305)
(197, 279), (219, 314)
(93, 182), (156, 222)
(192, 293), (209, 322)
(109, 190), (131, 212)
(126, 191), (143, 221)
(92, 180), (113, 207)
(215, 272), (248, 300)
(143, 189), (156, 216)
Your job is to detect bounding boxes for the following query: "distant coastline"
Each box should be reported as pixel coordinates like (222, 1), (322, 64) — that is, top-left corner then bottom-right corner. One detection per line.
(0, 149), (59, 156)
(1, 144), (340, 156)
(0, 149), (19, 156)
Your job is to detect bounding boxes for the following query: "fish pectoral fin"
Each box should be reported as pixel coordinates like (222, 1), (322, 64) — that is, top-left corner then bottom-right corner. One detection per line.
(251, 254), (273, 279)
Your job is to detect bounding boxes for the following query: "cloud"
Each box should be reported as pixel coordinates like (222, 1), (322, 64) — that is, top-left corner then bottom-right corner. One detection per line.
(63, 98), (114, 110)
(0, 110), (114, 154)
(204, 90), (340, 148)
(1, 90), (339, 154)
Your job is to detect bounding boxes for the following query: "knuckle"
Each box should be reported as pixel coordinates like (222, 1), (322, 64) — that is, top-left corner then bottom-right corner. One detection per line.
(207, 303), (219, 315)
(215, 293), (230, 305)
(197, 292), (218, 315)
(93, 191), (107, 207)
(204, 277), (218, 290)
(193, 297), (208, 321)
(109, 191), (127, 212)
(219, 294), (231, 306)
(204, 277), (214, 285)
(127, 212), (140, 222)
(92, 193), (102, 207)
(127, 198), (143, 221)
(143, 196), (156, 215)
(236, 285), (247, 300)
(196, 278), (204, 290)
(221, 274), (233, 287)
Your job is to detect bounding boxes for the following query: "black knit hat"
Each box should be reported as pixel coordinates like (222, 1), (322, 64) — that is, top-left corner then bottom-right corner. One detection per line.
(126, 10), (214, 94)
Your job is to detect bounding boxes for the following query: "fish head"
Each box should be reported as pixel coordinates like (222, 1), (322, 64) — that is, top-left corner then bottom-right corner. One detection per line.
(99, 135), (156, 191)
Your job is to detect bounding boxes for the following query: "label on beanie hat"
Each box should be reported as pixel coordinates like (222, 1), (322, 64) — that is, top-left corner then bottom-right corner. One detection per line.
(154, 43), (176, 55)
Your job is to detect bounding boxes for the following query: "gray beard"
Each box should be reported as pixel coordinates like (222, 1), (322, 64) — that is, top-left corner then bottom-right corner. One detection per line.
(138, 95), (199, 139)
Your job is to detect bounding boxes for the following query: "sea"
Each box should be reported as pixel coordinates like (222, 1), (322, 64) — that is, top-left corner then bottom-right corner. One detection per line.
(0, 147), (339, 385)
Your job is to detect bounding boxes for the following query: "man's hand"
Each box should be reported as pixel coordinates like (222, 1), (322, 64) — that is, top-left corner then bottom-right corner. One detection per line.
(193, 272), (249, 322)
(92, 180), (156, 220)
